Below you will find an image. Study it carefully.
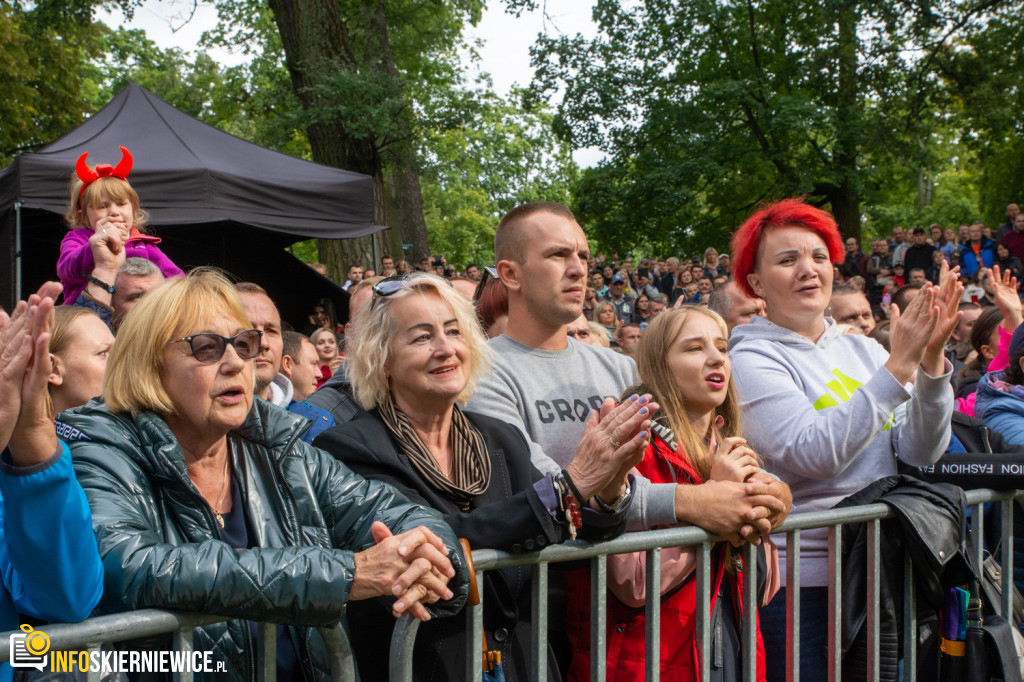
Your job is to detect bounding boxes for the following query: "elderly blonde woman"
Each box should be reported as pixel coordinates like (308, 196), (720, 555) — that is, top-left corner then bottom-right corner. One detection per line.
(315, 273), (656, 681)
(60, 269), (467, 682)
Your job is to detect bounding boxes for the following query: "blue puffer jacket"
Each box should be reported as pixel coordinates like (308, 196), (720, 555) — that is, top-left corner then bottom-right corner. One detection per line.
(975, 371), (1024, 447)
(957, 239), (996, 278)
(0, 443), (103, 682)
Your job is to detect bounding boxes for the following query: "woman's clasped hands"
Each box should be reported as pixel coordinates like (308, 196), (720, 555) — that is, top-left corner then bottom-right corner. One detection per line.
(351, 521), (456, 622)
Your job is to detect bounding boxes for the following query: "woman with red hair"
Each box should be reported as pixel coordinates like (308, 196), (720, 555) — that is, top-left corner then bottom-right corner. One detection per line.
(727, 198), (961, 681)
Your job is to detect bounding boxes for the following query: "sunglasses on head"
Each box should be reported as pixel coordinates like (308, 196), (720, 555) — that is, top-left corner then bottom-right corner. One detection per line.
(371, 274), (455, 302)
(171, 329), (263, 363)
(472, 265), (501, 304)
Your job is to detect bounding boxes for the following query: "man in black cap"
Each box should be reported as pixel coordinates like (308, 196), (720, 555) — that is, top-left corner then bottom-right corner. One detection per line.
(903, 227), (936, 275)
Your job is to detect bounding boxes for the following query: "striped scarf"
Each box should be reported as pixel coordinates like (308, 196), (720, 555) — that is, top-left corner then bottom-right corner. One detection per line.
(378, 395), (491, 510)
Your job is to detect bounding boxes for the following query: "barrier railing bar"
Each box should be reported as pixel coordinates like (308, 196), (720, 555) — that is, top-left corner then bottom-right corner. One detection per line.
(697, 541), (711, 681)
(531, 561), (549, 682)
(590, 555), (608, 682)
(469, 569), (485, 682)
(257, 622), (276, 682)
(903, 552), (916, 682)
(867, 518), (880, 682)
(644, 547), (661, 682)
(741, 541), (757, 682)
(171, 626), (193, 682)
(0, 610), (227, 661)
(390, 615), (419, 682)
(827, 525), (841, 682)
(971, 501), (984, 577)
(786, 531), (801, 682)
(316, 624), (356, 682)
(1002, 497), (1014, 620)
(85, 644), (101, 682)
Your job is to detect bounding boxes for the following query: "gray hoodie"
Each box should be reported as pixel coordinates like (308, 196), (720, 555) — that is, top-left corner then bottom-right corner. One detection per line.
(729, 316), (952, 586)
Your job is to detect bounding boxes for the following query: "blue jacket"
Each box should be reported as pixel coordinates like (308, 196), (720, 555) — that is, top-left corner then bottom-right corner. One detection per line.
(957, 238), (996, 277)
(286, 400), (335, 443)
(0, 443), (103, 682)
(974, 371), (1024, 447)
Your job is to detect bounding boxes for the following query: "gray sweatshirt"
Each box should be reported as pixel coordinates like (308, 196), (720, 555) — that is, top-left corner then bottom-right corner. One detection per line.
(467, 334), (678, 530)
(729, 316), (953, 587)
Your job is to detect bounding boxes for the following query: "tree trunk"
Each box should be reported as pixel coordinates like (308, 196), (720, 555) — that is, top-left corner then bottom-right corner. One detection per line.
(832, 0), (863, 241)
(386, 149), (430, 264)
(266, 0), (424, 279)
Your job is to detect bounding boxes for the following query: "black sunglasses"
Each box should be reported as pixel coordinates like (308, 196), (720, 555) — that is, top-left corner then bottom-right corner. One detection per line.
(171, 329), (263, 363)
(472, 265), (501, 304)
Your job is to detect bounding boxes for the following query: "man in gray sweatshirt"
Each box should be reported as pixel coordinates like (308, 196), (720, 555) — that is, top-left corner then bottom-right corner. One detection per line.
(467, 201), (788, 537)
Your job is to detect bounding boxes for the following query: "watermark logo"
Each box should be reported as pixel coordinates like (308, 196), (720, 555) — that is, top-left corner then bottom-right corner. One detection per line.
(10, 624), (50, 670)
(8, 624), (225, 675)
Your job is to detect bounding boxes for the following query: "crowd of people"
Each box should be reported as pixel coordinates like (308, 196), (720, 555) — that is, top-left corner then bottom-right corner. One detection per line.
(1, 145), (1022, 682)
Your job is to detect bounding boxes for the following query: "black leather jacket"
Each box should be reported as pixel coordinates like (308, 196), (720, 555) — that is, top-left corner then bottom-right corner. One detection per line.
(61, 399), (468, 682)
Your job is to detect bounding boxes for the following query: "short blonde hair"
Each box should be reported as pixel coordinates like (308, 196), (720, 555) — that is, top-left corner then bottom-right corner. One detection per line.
(66, 176), (150, 232)
(103, 268), (251, 416)
(348, 274), (492, 410)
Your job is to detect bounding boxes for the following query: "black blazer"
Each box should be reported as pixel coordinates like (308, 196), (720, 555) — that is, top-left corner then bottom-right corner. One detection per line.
(314, 409), (629, 681)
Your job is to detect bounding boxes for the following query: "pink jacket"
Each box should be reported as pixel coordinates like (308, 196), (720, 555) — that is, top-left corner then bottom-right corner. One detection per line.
(57, 227), (184, 304)
(957, 324), (1012, 416)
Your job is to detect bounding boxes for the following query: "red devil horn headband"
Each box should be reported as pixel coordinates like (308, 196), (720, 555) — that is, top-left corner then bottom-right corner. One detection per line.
(76, 146), (133, 205)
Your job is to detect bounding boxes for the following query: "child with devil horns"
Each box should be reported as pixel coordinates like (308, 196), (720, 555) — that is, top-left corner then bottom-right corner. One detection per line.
(58, 146), (183, 305)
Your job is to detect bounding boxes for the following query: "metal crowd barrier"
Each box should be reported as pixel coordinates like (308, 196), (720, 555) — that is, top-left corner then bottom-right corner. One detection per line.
(390, 487), (1022, 682)
(2, 489), (1019, 682)
(0, 610), (355, 682)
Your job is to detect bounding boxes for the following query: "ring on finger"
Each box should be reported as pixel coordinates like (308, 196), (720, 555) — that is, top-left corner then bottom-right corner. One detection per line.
(609, 437), (622, 449)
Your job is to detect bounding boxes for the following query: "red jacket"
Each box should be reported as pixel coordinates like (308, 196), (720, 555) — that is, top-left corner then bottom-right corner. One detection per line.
(566, 434), (766, 681)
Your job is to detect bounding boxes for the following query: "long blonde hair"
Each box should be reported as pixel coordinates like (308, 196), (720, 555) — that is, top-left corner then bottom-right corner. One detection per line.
(628, 306), (742, 480)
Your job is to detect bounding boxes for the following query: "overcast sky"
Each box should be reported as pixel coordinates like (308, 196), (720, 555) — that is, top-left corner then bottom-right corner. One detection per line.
(102, 0), (604, 165)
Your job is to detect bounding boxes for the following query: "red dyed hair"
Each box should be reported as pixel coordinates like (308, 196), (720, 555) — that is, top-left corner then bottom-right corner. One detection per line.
(729, 198), (844, 298)
(475, 276), (508, 332)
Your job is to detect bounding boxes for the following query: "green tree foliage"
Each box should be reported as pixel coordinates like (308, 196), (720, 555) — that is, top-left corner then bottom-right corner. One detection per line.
(529, 0), (1016, 255)
(940, 3), (1024, 227)
(0, 0), (104, 163)
(420, 85), (577, 267)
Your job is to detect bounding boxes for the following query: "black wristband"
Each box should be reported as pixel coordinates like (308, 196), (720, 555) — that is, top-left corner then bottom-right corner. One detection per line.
(560, 469), (587, 504)
(87, 275), (115, 294)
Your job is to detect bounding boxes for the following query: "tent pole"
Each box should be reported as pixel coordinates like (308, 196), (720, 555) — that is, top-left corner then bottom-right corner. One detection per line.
(371, 231), (378, 270)
(14, 202), (22, 300)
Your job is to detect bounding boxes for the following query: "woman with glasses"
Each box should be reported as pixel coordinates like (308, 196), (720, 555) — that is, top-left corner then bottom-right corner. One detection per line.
(315, 273), (655, 681)
(61, 269), (468, 682)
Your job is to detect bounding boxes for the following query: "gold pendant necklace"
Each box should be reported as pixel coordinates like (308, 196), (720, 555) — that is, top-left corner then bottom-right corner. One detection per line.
(212, 455), (230, 528)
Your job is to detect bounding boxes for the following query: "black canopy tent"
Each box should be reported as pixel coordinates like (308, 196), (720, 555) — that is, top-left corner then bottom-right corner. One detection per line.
(0, 83), (386, 326)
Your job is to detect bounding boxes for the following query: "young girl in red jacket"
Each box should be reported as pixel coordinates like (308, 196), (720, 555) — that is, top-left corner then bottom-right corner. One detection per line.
(568, 306), (782, 682)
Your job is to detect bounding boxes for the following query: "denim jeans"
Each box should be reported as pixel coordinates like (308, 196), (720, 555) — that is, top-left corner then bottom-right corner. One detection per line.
(758, 586), (829, 682)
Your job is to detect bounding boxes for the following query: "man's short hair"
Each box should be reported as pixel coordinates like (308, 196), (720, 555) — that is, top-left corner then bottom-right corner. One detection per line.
(892, 282), (925, 312)
(707, 286), (732, 317)
(495, 202), (576, 264)
(118, 257), (162, 279)
(235, 282), (268, 297)
(282, 330), (306, 362)
(618, 322), (642, 336)
(830, 284), (861, 297)
(348, 275), (386, 305)
(652, 293), (668, 304)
